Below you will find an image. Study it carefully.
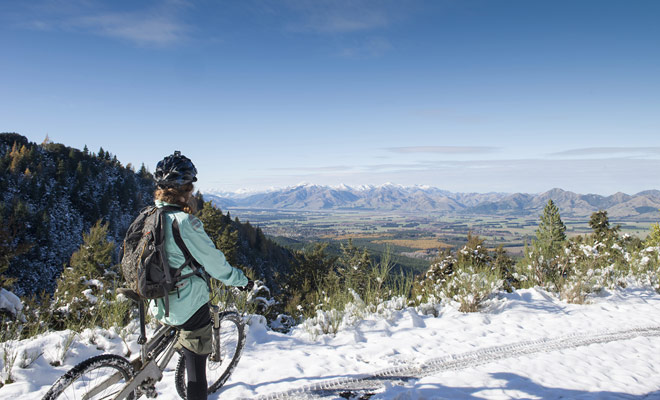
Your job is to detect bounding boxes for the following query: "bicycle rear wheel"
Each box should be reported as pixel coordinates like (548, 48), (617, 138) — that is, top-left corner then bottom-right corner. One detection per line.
(175, 311), (246, 398)
(42, 354), (135, 400)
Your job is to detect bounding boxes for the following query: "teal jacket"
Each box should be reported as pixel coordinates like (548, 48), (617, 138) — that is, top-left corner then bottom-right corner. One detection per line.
(149, 200), (248, 325)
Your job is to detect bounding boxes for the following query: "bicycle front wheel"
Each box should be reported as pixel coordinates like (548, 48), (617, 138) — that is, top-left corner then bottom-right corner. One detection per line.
(42, 354), (135, 400)
(175, 312), (246, 398)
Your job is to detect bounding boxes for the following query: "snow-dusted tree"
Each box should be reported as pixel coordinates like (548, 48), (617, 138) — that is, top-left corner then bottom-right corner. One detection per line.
(647, 215), (660, 247)
(51, 220), (122, 330)
(338, 239), (371, 293)
(0, 212), (31, 290)
(415, 234), (503, 312)
(518, 200), (568, 289)
(589, 210), (619, 242)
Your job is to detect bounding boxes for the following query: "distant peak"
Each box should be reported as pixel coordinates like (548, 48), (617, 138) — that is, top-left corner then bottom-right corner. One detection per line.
(331, 183), (352, 190)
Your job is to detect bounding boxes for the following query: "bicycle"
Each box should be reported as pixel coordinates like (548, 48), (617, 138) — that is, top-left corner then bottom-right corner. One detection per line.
(42, 288), (246, 400)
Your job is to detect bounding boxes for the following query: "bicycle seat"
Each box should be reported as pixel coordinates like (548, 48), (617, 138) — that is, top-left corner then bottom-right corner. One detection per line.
(116, 287), (141, 303)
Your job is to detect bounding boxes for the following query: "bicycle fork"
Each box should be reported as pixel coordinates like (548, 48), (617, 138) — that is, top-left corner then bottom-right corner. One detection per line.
(210, 305), (223, 364)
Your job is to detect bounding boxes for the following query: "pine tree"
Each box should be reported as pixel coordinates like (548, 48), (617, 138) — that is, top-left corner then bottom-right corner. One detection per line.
(68, 220), (114, 277)
(338, 239), (371, 293)
(56, 159), (67, 184)
(138, 163), (152, 180)
(517, 200), (569, 288)
(286, 243), (336, 315)
(218, 227), (239, 264)
(646, 210), (660, 247)
(197, 201), (225, 243)
(589, 210), (619, 241)
(52, 220), (116, 330)
(536, 200), (567, 256)
(0, 212), (31, 289)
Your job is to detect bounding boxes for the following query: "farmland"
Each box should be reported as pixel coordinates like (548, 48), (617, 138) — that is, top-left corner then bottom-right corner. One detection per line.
(227, 208), (656, 274)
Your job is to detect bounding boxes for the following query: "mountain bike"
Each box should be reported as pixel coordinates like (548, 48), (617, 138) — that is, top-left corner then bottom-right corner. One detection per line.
(42, 288), (246, 400)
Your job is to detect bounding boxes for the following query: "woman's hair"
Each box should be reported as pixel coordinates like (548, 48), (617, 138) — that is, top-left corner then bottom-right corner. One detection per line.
(154, 183), (197, 214)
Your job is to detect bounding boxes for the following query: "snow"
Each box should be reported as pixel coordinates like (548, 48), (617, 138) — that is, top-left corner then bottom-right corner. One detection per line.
(0, 288), (23, 317)
(2, 286), (660, 399)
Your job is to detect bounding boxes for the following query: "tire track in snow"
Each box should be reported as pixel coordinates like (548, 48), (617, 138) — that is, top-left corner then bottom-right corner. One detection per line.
(249, 325), (660, 400)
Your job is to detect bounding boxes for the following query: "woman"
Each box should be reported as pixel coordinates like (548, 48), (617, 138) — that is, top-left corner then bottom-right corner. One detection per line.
(150, 151), (251, 400)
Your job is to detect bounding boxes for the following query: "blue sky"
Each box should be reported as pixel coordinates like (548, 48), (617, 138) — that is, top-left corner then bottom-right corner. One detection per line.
(1, 0), (659, 195)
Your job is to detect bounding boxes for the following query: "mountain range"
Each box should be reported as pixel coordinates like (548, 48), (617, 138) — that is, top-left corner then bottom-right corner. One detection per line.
(205, 184), (660, 219)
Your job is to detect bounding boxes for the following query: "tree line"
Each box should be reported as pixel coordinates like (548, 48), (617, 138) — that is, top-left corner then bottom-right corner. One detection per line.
(0, 133), (155, 296)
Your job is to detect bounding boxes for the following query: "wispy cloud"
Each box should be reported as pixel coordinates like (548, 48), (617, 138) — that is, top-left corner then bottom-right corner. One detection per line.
(270, 165), (355, 172)
(67, 12), (187, 46)
(281, 0), (392, 34)
(364, 163), (429, 171)
(549, 147), (660, 157)
(337, 37), (392, 58)
(13, 1), (190, 46)
(387, 146), (500, 154)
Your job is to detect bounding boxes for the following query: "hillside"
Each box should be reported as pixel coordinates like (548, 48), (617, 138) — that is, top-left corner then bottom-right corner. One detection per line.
(0, 134), (294, 297)
(207, 184), (660, 219)
(0, 133), (155, 295)
(5, 286), (660, 399)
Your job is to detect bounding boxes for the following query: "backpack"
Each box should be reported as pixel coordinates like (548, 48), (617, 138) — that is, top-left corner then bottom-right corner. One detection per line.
(120, 206), (207, 316)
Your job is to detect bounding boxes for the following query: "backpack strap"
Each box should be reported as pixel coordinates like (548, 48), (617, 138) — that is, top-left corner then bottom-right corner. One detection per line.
(171, 218), (211, 289)
(155, 206), (212, 315)
(154, 208), (174, 316)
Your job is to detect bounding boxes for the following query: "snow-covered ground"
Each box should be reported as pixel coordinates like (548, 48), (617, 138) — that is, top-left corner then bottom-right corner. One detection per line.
(3, 286), (660, 399)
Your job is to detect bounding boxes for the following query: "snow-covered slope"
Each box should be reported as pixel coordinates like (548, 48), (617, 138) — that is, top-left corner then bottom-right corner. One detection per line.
(3, 286), (660, 399)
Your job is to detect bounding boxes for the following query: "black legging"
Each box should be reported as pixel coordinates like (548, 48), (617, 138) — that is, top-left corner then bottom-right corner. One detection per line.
(177, 305), (212, 400)
(182, 347), (208, 400)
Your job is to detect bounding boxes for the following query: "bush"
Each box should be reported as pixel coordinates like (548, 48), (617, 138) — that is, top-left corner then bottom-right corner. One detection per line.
(414, 234), (505, 312)
(446, 264), (503, 312)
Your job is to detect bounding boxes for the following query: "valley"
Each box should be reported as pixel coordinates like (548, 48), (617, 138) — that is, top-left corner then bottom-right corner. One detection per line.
(223, 207), (655, 274)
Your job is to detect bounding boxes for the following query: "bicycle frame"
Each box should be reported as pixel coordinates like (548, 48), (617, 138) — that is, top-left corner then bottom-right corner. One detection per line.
(113, 322), (178, 400)
(43, 289), (240, 400)
(114, 304), (222, 399)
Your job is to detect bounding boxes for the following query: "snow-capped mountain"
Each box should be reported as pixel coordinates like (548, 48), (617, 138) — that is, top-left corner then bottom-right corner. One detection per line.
(204, 185), (660, 218)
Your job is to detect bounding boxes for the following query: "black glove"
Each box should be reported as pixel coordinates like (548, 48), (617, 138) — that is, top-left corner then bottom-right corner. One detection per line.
(238, 279), (254, 292)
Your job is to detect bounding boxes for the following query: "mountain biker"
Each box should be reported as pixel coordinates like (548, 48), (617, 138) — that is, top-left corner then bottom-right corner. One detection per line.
(151, 151), (252, 400)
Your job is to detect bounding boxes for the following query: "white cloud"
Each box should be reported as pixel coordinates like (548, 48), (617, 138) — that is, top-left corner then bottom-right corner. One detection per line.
(12, 1), (191, 46)
(387, 146), (499, 154)
(281, 0), (392, 34)
(73, 12), (188, 46)
(549, 147), (660, 157)
(337, 37), (392, 58)
(270, 165), (354, 172)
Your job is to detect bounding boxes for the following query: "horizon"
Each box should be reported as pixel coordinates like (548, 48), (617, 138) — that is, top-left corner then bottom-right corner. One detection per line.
(204, 181), (659, 198)
(2, 1), (659, 195)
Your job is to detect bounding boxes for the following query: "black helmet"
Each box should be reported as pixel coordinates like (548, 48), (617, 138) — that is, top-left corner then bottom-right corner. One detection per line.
(154, 151), (198, 188)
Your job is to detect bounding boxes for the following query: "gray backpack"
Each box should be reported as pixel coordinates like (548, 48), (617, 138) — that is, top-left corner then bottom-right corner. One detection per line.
(120, 206), (206, 316)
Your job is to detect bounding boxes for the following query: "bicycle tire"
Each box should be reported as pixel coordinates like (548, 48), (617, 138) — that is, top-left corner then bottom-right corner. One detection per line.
(174, 311), (246, 399)
(42, 354), (135, 400)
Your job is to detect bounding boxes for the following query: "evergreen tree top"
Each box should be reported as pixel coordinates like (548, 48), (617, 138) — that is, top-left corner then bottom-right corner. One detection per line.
(535, 199), (567, 252)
